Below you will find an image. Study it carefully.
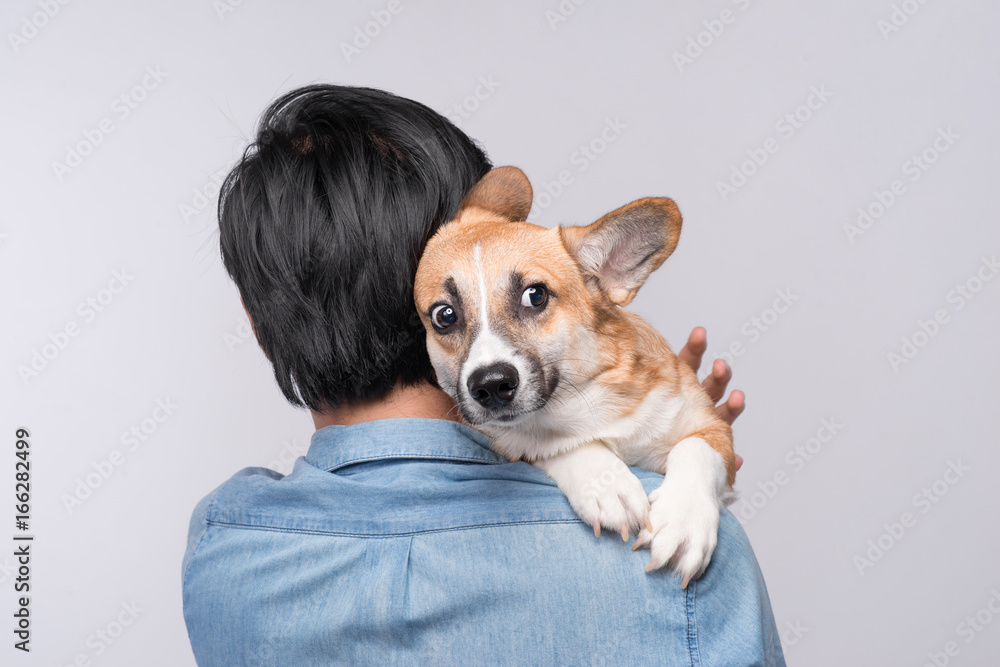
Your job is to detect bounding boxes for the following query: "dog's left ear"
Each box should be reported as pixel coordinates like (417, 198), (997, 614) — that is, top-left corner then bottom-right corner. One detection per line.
(560, 197), (682, 307)
(456, 166), (533, 223)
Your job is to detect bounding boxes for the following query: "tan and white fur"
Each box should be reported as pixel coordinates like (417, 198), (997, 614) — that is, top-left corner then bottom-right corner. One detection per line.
(414, 167), (736, 586)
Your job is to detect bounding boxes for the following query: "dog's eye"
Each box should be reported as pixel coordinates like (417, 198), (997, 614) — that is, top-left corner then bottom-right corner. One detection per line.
(521, 284), (548, 308)
(431, 304), (459, 331)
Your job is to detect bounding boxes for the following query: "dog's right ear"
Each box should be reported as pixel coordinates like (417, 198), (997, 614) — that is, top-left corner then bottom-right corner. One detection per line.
(560, 197), (682, 307)
(455, 166), (533, 223)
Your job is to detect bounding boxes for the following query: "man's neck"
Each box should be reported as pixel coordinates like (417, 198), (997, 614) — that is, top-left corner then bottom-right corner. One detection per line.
(311, 381), (460, 430)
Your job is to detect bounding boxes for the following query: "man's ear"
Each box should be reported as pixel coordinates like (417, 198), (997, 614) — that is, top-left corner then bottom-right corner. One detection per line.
(456, 166), (533, 223)
(560, 197), (682, 307)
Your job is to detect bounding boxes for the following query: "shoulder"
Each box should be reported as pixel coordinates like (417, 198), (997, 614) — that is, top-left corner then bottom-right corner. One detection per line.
(181, 466), (282, 577)
(181, 461), (783, 664)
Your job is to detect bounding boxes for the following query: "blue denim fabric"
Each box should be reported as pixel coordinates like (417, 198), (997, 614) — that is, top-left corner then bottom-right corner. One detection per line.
(183, 418), (785, 666)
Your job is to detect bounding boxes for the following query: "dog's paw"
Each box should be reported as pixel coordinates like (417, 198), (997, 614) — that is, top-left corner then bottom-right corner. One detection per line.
(533, 443), (651, 540)
(633, 482), (721, 587)
(567, 464), (651, 541)
(632, 436), (728, 586)
(534, 443), (650, 542)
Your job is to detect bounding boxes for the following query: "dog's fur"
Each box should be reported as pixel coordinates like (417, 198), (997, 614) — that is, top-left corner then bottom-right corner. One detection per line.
(414, 167), (736, 585)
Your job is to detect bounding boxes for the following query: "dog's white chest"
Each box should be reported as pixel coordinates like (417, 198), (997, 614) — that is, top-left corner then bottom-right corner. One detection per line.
(491, 385), (686, 472)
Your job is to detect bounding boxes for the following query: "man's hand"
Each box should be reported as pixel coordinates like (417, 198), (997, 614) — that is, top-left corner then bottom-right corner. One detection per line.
(678, 327), (745, 472)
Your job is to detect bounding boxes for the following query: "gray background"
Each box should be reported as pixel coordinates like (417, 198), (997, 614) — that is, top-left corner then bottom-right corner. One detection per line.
(3, 0), (999, 665)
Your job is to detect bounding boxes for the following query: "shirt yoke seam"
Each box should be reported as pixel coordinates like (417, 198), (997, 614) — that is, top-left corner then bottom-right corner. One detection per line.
(204, 517), (580, 538)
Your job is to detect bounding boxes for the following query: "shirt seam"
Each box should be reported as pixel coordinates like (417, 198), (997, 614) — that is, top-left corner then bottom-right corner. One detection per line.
(204, 517), (580, 538)
(181, 489), (221, 592)
(686, 579), (701, 666)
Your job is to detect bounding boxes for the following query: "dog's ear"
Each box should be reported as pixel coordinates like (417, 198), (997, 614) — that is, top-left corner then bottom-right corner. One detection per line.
(560, 197), (682, 307)
(456, 166), (533, 223)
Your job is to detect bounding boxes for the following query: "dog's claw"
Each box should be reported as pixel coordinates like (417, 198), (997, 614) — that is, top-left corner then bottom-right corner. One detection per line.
(593, 519), (601, 538)
(632, 529), (650, 551)
(620, 525), (629, 542)
(645, 518), (654, 532)
(681, 575), (691, 589)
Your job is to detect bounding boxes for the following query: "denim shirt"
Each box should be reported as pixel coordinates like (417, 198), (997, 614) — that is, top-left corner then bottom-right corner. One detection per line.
(183, 418), (785, 666)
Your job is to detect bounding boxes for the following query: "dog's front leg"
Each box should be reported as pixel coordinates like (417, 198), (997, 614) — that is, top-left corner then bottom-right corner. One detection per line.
(633, 435), (728, 587)
(532, 442), (651, 541)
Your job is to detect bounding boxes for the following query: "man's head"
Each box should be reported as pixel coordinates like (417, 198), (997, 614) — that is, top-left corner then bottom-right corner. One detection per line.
(218, 84), (491, 411)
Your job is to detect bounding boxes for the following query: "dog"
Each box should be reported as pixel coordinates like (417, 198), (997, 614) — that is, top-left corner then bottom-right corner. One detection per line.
(414, 166), (736, 586)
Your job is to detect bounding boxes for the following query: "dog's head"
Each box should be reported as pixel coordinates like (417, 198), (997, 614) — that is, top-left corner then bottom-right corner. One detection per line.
(414, 166), (682, 429)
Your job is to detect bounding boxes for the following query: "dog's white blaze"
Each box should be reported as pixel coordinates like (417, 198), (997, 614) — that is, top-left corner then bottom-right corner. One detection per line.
(473, 244), (489, 332)
(460, 243), (530, 397)
(462, 329), (521, 390)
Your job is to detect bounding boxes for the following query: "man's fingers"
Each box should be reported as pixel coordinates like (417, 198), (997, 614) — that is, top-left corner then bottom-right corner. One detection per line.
(678, 327), (707, 373)
(682, 329), (745, 426)
(701, 359), (732, 403)
(715, 390), (745, 426)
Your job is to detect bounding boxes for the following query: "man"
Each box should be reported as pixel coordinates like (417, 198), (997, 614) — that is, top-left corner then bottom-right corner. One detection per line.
(183, 84), (785, 665)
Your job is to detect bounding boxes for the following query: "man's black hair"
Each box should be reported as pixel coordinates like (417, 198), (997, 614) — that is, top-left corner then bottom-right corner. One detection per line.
(218, 84), (492, 411)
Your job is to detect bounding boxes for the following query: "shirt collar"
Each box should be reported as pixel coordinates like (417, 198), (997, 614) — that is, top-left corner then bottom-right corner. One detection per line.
(305, 417), (507, 473)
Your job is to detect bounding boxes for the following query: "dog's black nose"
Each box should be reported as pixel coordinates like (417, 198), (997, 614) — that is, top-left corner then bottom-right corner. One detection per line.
(467, 363), (519, 409)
